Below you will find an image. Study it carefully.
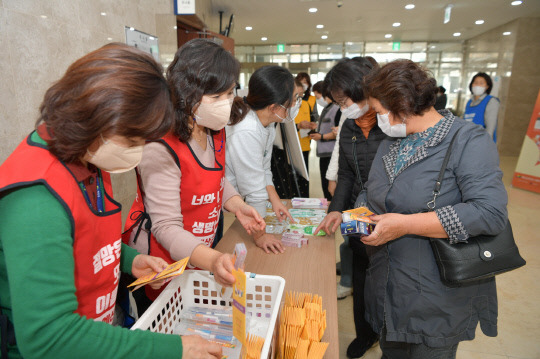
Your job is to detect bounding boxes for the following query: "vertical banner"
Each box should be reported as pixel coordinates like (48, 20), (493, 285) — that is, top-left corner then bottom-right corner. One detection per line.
(512, 89), (540, 193)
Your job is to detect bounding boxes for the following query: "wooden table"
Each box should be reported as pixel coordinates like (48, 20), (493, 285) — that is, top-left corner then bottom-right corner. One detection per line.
(215, 215), (339, 358)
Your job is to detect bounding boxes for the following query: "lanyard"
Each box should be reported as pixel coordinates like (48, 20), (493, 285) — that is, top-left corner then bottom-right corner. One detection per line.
(79, 172), (105, 213)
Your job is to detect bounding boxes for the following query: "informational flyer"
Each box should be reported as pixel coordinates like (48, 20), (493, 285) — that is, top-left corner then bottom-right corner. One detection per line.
(512, 89), (540, 194)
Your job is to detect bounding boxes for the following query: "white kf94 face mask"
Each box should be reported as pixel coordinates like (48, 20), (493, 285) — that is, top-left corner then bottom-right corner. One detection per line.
(341, 102), (369, 119)
(377, 111), (407, 138)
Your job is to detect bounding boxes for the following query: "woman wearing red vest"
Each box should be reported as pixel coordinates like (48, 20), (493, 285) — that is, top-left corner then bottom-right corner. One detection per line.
(124, 39), (265, 302)
(0, 44), (221, 358)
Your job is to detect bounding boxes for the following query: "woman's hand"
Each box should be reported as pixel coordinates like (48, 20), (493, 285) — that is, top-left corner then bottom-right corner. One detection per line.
(314, 211), (342, 235)
(236, 204), (266, 235)
(309, 133), (322, 141)
(272, 200), (294, 222)
(298, 120), (312, 129)
(131, 254), (169, 290)
(181, 335), (222, 359)
(361, 213), (409, 246)
(253, 232), (285, 254)
(328, 180), (337, 196)
(331, 126), (339, 136)
(211, 253), (236, 287)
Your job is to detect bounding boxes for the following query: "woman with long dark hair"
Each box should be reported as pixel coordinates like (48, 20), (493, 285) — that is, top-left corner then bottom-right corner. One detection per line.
(226, 65), (302, 254)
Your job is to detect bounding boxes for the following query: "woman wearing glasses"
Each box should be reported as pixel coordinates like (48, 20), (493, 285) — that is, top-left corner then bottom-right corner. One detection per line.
(225, 65), (302, 254)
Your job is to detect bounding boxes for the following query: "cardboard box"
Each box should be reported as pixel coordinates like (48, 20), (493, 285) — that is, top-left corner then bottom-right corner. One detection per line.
(340, 220), (375, 236)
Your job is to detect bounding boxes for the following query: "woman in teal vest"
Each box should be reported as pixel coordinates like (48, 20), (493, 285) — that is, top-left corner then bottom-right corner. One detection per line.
(464, 72), (500, 142)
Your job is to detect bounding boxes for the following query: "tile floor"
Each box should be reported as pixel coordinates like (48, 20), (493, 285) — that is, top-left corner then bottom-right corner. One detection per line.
(223, 153), (540, 359)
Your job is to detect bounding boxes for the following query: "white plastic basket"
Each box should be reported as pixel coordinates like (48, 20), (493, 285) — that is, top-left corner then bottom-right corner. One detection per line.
(131, 270), (285, 358)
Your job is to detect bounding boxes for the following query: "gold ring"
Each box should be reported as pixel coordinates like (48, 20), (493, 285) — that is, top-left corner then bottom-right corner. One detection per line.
(373, 230), (380, 237)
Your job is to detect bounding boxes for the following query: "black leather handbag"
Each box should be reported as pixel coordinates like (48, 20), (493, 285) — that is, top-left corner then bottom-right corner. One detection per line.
(428, 129), (526, 286)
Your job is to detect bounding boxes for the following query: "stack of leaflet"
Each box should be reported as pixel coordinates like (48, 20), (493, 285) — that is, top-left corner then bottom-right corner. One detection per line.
(288, 209), (327, 237)
(340, 207), (376, 235)
(291, 197), (328, 210)
(177, 306), (242, 357)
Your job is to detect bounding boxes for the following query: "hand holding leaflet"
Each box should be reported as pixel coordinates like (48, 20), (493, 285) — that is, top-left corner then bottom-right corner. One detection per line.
(127, 256), (189, 291)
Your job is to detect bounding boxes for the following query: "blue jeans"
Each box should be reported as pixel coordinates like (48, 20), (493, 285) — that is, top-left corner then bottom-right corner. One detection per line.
(339, 235), (353, 287)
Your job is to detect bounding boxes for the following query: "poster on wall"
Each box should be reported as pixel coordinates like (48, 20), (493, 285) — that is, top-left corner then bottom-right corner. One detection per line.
(125, 27), (159, 62)
(512, 89), (540, 194)
(174, 0), (195, 15)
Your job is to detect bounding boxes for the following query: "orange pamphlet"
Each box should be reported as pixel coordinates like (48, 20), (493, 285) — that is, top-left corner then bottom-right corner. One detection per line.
(232, 268), (247, 345)
(127, 257), (189, 291)
(342, 206), (377, 224)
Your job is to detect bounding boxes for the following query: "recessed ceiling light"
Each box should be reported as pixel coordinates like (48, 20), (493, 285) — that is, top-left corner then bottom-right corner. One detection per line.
(503, 31), (512, 35)
(316, 24), (324, 29)
(309, 7), (318, 13)
(475, 20), (484, 25)
(245, 26), (252, 31)
(174, 26), (177, 30)
(393, 22), (401, 27)
(453, 32), (461, 37)
(100, 12), (107, 16)
(511, 0), (522, 5)
(261, 37), (268, 41)
(321, 35), (328, 39)
(385, 34), (392, 38)
(405, 4), (415, 9)
(107, 37), (113, 41)
(40, 15), (47, 19)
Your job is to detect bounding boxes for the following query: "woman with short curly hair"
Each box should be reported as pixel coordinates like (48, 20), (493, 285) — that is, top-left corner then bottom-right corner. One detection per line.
(124, 39), (265, 303)
(361, 59), (508, 358)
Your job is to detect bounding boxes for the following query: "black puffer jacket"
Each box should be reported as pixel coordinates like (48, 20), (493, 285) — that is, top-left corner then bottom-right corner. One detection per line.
(328, 118), (387, 212)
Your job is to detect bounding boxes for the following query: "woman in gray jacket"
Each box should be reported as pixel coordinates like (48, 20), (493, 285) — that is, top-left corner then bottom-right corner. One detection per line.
(361, 59), (507, 358)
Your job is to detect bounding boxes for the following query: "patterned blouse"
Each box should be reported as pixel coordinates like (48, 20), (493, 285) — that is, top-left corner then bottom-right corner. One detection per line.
(394, 118), (445, 175)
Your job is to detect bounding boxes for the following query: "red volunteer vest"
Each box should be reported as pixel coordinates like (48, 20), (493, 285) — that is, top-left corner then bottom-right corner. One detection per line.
(123, 131), (225, 299)
(0, 134), (122, 323)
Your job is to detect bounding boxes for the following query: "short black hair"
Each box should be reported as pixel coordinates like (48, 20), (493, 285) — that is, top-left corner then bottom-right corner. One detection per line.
(312, 81), (324, 94)
(245, 65), (294, 110)
(324, 57), (374, 103)
(469, 72), (493, 95)
(438, 86), (446, 94)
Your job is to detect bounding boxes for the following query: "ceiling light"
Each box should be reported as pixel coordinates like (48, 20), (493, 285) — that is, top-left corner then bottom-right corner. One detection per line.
(309, 7), (318, 13)
(503, 31), (512, 35)
(316, 24), (324, 29)
(385, 34), (392, 38)
(321, 35), (328, 39)
(40, 15), (47, 19)
(453, 32), (461, 37)
(245, 26), (252, 31)
(475, 20), (484, 25)
(149, 36), (155, 40)
(174, 26), (177, 29)
(107, 37), (113, 41)
(100, 12), (107, 16)
(405, 4), (415, 9)
(511, 0), (522, 5)
(393, 22), (401, 27)
(261, 37), (268, 41)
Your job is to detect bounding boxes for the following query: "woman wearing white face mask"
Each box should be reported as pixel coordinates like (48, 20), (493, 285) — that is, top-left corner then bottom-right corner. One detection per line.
(463, 72), (500, 142)
(362, 60), (507, 359)
(124, 39), (265, 304)
(313, 56), (386, 359)
(225, 65), (300, 254)
(0, 44), (224, 359)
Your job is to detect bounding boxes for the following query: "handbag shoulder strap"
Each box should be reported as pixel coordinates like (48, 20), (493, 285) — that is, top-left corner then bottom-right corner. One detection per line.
(427, 127), (461, 211)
